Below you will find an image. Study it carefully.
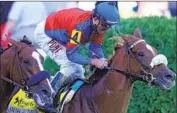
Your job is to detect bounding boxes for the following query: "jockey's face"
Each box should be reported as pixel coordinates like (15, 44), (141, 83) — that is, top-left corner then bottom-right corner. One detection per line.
(93, 17), (112, 34)
(98, 20), (112, 34)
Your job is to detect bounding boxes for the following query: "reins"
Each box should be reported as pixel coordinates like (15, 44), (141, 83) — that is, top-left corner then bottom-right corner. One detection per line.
(67, 34), (156, 84)
(1, 76), (27, 89)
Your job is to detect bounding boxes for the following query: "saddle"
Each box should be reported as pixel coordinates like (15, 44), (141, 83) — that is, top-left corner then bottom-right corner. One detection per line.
(51, 73), (89, 113)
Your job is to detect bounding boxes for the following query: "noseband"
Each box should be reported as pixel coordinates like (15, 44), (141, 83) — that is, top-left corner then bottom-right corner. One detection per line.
(0, 44), (50, 93)
(106, 39), (156, 84)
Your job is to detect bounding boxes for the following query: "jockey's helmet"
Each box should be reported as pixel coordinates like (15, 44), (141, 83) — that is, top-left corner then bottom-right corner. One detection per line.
(93, 2), (119, 28)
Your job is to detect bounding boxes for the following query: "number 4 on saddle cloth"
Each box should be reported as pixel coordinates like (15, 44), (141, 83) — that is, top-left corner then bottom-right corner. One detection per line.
(51, 72), (87, 113)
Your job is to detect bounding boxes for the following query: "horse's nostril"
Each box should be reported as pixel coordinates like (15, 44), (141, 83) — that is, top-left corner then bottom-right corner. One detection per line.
(164, 74), (175, 81)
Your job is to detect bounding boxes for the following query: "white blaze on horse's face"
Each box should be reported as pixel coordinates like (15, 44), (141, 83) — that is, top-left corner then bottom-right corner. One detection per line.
(32, 52), (44, 71)
(150, 54), (168, 68)
(145, 44), (168, 68)
(146, 44), (156, 55)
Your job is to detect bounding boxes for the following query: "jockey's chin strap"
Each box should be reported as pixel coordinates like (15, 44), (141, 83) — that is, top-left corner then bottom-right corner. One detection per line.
(105, 39), (156, 84)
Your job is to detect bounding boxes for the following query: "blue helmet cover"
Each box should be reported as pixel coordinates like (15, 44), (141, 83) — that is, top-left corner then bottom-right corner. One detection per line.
(94, 2), (119, 25)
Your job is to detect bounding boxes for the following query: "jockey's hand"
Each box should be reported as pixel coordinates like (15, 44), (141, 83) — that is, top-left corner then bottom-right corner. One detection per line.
(91, 58), (108, 69)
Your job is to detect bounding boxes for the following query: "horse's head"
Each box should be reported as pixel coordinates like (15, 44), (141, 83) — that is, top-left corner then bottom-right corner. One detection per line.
(2, 38), (55, 110)
(111, 27), (176, 90)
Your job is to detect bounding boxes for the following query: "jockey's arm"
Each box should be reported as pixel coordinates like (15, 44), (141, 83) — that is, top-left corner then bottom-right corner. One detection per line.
(67, 46), (91, 65)
(89, 42), (104, 58)
(66, 42), (105, 65)
(66, 44), (107, 69)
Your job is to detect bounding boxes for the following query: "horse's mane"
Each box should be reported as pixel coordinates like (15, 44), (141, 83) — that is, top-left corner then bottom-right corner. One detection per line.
(88, 66), (108, 84)
(88, 36), (124, 84)
(88, 56), (117, 84)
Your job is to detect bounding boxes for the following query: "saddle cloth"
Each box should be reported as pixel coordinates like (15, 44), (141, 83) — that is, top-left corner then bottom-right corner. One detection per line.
(7, 89), (44, 113)
(7, 80), (85, 113)
(56, 80), (84, 113)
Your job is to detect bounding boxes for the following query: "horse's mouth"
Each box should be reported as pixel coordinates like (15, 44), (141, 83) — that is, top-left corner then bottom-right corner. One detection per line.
(154, 79), (175, 90)
(161, 82), (175, 90)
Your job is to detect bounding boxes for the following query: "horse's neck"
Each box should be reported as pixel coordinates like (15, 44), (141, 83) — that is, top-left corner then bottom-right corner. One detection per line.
(0, 47), (17, 105)
(0, 81), (14, 112)
(92, 49), (133, 113)
(0, 47), (19, 112)
(1, 47), (15, 74)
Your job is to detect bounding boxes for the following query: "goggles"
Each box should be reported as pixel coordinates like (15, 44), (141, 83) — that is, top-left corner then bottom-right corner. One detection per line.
(100, 21), (114, 31)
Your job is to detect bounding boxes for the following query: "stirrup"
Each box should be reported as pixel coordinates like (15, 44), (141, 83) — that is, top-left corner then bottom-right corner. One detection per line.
(51, 72), (68, 92)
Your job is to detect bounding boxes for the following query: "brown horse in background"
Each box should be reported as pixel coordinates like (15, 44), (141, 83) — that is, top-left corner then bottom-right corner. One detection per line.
(0, 38), (55, 113)
(58, 28), (176, 113)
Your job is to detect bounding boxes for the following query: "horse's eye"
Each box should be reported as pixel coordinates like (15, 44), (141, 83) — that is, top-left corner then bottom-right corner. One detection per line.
(24, 60), (29, 64)
(137, 52), (144, 56)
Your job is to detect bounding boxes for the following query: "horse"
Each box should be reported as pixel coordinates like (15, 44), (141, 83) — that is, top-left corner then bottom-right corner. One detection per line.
(55, 28), (176, 113)
(0, 38), (55, 113)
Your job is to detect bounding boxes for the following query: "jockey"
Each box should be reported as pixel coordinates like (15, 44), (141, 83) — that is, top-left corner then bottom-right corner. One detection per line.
(34, 2), (119, 93)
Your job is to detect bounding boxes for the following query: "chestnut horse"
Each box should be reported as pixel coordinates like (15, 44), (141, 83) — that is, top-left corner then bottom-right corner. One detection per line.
(0, 38), (55, 113)
(57, 28), (176, 113)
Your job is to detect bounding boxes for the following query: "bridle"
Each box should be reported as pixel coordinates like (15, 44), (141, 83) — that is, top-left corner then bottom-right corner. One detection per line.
(106, 39), (156, 84)
(67, 31), (157, 84)
(0, 43), (55, 113)
(1, 45), (28, 89)
(0, 44), (50, 93)
(65, 32), (156, 84)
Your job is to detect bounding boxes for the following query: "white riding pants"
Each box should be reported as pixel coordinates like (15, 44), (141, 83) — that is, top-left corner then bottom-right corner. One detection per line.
(34, 20), (85, 78)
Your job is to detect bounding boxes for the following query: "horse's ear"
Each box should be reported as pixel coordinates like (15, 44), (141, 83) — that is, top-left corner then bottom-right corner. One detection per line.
(134, 27), (143, 39)
(8, 39), (22, 50)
